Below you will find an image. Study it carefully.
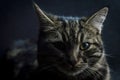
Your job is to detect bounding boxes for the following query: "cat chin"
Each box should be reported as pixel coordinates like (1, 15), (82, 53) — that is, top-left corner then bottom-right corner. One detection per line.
(56, 64), (88, 76)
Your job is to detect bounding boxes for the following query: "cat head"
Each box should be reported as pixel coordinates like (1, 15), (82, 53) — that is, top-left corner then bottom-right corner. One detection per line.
(33, 3), (108, 76)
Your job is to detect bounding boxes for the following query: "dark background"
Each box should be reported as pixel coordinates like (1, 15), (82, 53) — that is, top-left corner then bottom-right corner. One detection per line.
(0, 0), (120, 80)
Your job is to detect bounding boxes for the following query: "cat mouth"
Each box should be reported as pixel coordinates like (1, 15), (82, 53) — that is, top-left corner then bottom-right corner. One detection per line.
(56, 63), (88, 76)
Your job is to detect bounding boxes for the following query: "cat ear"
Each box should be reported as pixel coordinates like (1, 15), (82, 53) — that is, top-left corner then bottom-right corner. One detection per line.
(33, 2), (55, 26)
(85, 7), (108, 33)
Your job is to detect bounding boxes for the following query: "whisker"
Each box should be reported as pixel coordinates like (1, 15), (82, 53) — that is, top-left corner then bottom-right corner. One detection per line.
(86, 70), (90, 76)
(105, 53), (114, 58)
(88, 67), (104, 80)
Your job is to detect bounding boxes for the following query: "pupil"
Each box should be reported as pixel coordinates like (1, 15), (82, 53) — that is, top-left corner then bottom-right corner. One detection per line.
(83, 43), (88, 48)
(81, 42), (90, 50)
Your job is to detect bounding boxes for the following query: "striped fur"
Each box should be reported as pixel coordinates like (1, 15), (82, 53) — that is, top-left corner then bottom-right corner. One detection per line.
(38, 3), (110, 80)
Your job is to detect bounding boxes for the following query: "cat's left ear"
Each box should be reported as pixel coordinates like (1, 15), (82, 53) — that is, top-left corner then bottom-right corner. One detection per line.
(85, 7), (108, 33)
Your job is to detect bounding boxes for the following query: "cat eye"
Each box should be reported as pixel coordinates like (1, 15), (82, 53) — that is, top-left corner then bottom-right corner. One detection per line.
(80, 42), (90, 50)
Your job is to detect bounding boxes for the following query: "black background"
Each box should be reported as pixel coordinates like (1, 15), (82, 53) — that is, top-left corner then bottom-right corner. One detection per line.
(0, 0), (120, 80)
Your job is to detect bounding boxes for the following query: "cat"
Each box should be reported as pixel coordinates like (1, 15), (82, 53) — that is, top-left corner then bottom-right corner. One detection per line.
(33, 2), (111, 80)
(6, 2), (111, 80)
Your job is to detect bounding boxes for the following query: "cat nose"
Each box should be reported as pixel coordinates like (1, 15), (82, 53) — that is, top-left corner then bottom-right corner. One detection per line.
(70, 60), (76, 67)
(68, 57), (84, 68)
(68, 57), (78, 67)
(67, 45), (81, 67)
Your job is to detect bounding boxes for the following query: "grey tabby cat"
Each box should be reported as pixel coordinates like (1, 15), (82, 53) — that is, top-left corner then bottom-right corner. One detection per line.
(33, 2), (111, 80)
(6, 2), (111, 80)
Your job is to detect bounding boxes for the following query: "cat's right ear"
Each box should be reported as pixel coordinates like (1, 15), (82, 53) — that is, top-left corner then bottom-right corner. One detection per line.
(33, 2), (55, 26)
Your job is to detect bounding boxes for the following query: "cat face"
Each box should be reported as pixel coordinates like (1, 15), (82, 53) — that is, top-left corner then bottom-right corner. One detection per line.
(33, 3), (108, 76)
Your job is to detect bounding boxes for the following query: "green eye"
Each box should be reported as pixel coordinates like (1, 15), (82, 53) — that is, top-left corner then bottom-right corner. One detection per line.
(80, 42), (90, 50)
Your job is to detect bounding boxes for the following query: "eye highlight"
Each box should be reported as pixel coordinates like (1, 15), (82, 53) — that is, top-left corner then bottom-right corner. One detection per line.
(80, 42), (90, 50)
